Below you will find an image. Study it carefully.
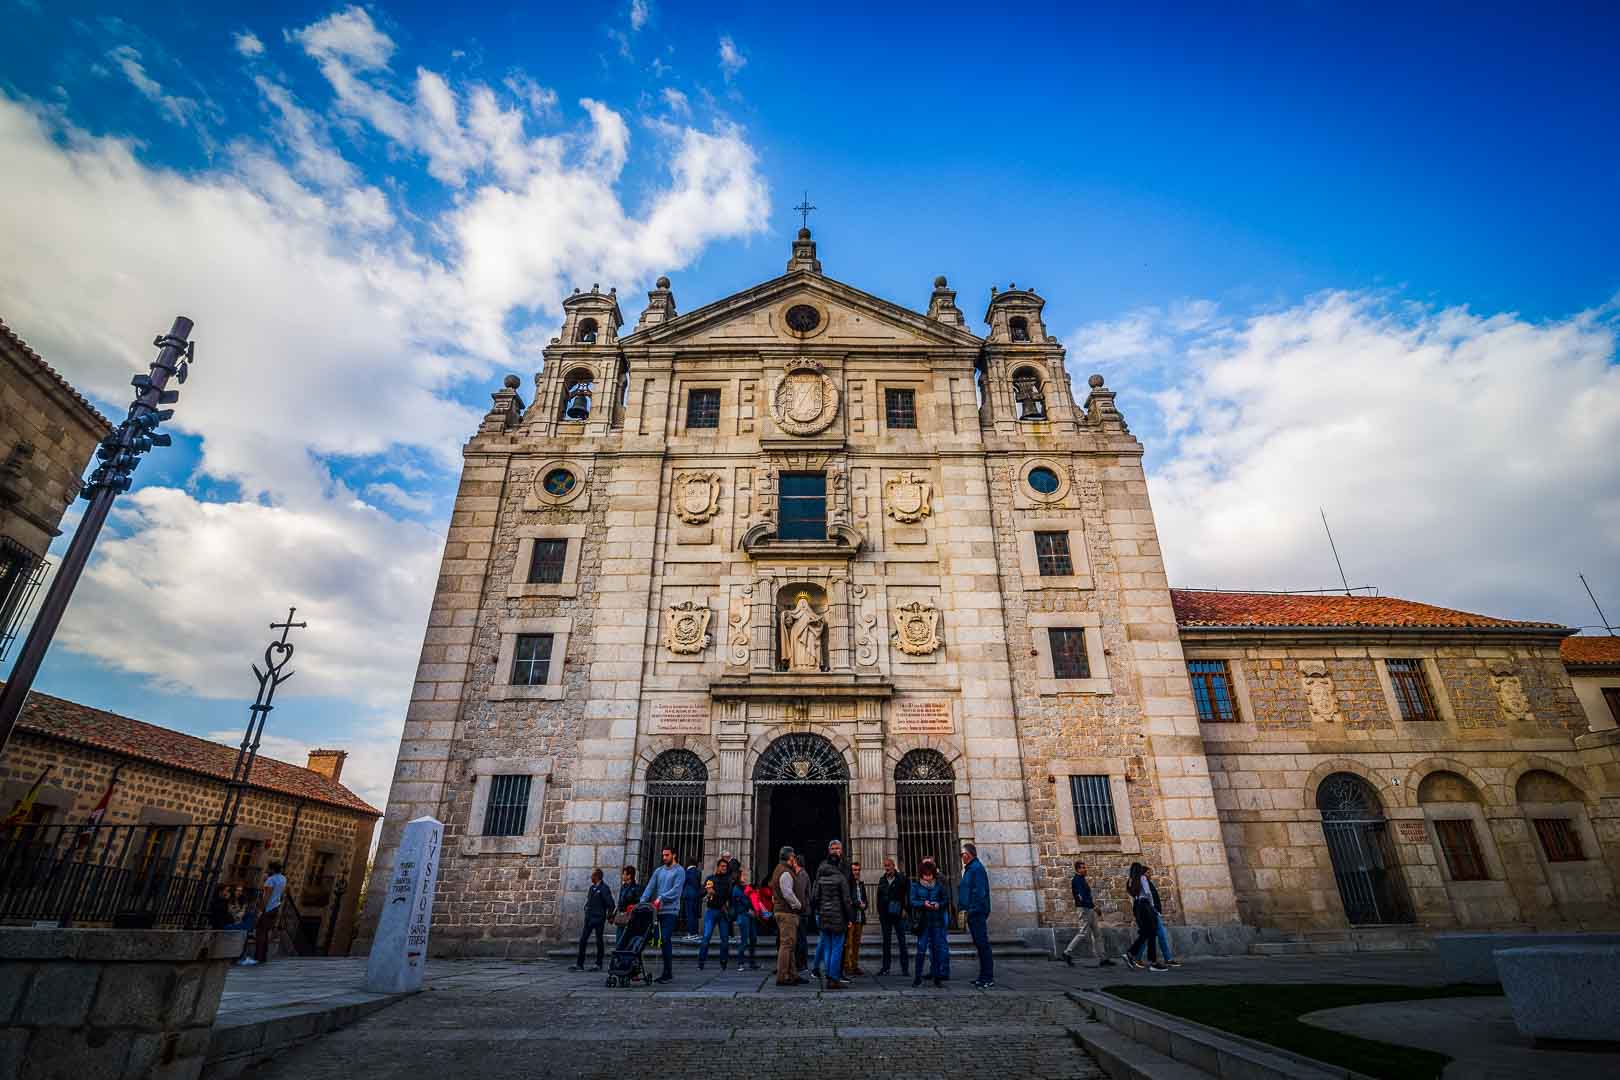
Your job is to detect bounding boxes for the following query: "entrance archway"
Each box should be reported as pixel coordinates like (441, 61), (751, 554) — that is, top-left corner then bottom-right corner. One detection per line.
(1317, 772), (1414, 925)
(752, 733), (848, 887)
(640, 749), (708, 884)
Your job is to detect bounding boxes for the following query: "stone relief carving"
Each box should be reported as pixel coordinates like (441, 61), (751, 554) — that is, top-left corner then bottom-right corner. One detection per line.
(1299, 660), (1339, 723)
(779, 593), (827, 671)
(852, 583), (878, 667)
(770, 357), (840, 436)
(727, 585), (753, 666)
(883, 471), (934, 524)
(891, 600), (942, 656)
(672, 470), (722, 524)
(1487, 659), (1533, 722)
(662, 600), (712, 655)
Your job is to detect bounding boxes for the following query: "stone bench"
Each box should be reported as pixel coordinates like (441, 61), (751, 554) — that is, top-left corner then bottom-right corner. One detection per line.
(1495, 945), (1620, 1043)
(1434, 932), (1620, 984)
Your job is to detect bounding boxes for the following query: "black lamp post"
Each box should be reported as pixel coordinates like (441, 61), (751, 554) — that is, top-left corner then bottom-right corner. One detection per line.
(325, 875), (348, 954)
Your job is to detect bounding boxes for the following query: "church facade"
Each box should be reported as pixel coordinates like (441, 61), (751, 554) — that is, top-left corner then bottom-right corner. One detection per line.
(358, 230), (1619, 955)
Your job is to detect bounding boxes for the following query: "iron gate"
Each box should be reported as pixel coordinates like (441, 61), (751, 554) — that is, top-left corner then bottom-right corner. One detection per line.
(640, 750), (708, 881)
(1317, 772), (1413, 925)
(895, 749), (959, 918)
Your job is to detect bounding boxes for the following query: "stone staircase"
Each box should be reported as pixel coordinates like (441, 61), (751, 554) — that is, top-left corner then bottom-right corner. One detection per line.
(1247, 925), (1434, 956)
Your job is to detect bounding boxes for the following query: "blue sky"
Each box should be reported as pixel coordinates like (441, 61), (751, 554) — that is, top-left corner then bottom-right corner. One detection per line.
(1, 2), (1617, 810)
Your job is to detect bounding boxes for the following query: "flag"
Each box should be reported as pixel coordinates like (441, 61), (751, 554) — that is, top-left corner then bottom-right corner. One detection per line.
(75, 766), (120, 848)
(1, 764), (52, 837)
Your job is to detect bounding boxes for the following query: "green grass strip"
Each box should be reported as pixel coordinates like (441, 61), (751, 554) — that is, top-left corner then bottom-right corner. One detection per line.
(1103, 983), (1502, 1080)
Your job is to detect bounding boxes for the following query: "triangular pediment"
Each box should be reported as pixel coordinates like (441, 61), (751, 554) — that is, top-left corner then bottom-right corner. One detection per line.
(624, 271), (982, 350)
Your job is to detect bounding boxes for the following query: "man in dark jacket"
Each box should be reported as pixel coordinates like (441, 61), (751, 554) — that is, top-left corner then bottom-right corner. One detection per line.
(792, 852), (812, 972)
(1146, 867), (1182, 968)
(1063, 859), (1113, 968)
(876, 855), (910, 977)
(570, 868), (615, 971)
(958, 842), (994, 989)
(812, 839), (853, 988)
(698, 856), (734, 970)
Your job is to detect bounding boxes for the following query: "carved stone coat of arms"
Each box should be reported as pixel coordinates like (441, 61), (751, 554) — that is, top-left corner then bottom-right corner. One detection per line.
(771, 358), (840, 436)
(663, 601), (713, 655)
(672, 471), (722, 524)
(891, 600), (942, 656)
(884, 471), (933, 523)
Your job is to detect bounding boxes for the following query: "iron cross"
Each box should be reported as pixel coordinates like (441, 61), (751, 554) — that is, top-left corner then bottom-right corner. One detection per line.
(794, 192), (816, 229)
(270, 606), (308, 645)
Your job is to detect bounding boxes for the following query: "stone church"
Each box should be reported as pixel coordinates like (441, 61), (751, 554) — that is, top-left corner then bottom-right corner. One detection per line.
(358, 229), (1620, 956)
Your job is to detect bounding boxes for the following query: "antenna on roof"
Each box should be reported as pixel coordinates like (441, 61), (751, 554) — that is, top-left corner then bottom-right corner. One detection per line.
(1320, 508), (1351, 597)
(1578, 572), (1618, 636)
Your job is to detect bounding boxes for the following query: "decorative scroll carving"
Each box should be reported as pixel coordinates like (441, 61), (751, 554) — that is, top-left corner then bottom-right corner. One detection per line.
(672, 470), (722, 524)
(770, 357), (840, 436)
(662, 600), (712, 655)
(891, 600), (942, 656)
(852, 583), (878, 667)
(727, 585), (753, 666)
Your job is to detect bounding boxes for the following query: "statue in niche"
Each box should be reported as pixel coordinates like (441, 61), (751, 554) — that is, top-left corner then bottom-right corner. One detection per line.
(779, 592), (827, 672)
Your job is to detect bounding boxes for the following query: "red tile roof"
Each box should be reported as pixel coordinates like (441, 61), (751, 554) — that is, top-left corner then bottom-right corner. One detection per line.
(1561, 635), (1620, 666)
(9, 685), (379, 816)
(0, 317), (113, 432)
(1170, 589), (1565, 631)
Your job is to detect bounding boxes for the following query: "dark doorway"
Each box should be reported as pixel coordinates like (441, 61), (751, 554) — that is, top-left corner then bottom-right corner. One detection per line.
(756, 783), (845, 887)
(1317, 772), (1414, 925)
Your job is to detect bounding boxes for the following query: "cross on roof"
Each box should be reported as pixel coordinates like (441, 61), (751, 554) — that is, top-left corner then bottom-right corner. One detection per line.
(794, 191), (816, 229)
(270, 606), (308, 645)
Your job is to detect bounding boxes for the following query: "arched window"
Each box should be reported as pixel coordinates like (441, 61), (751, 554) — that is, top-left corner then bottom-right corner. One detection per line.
(752, 732), (848, 784)
(1012, 367), (1046, 420)
(641, 750), (708, 882)
(1317, 773), (1413, 925)
(576, 318), (599, 344)
(895, 750), (959, 901)
(561, 369), (594, 421)
(1008, 316), (1031, 343)
(1417, 771), (1491, 883)
(1517, 770), (1591, 865)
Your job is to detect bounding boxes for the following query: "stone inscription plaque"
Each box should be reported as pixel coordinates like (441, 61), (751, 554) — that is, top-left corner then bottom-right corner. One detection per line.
(1397, 821), (1429, 845)
(650, 700), (710, 735)
(891, 700), (953, 734)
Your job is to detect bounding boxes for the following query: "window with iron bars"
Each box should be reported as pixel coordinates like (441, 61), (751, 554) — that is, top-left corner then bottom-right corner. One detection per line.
(0, 537), (44, 663)
(1033, 531), (1073, 577)
(686, 388), (720, 429)
(527, 539), (567, 584)
(1533, 817), (1586, 863)
(1048, 628), (1091, 680)
(1434, 818), (1489, 881)
(884, 388), (917, 429)
(1188, 660), (1240, 722)
(483, 774), (533, 837)
(1387, 659), (1438, 721)
(511, 634), (554, 685)
(1069, 775), (1118, 836)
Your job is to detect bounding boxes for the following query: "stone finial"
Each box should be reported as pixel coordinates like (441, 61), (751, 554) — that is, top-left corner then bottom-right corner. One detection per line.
(635, 273), (679, 331)
(1083, 372), (1127, 431)
(503, 374), (521, 389)
(480, 372), (526, 433)
(1088, 373), (1104, 389)
(926, 274), (964, 326)
(787, 227), (822, 274)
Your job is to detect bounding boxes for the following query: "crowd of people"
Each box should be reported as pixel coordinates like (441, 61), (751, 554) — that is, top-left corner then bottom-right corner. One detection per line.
(207, 858), (289, 967)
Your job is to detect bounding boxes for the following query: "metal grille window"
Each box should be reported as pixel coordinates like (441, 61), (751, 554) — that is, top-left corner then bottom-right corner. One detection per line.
(482, 774), (532, 837)
(1603, 688), (1620, 727)
(511, 633), (554, 685)
(1533, 818), (1586, 862)
(0, 538), (44, 663)
(1069, 775), (1118, 837)
(686, 388), (720, 429)
(884, 388), (917, 429)
(642, 750), (708, 882)
(1048, 628), (1091, 680)
(1033, 531), (1073, 576)
(1387, 659), (1438, 721)
(896, 750), (958, 903)
(1433, 818), (1489, 881)
(1189, 660), (1240, 722)
(778, 472), (827, 541)
(527, 540), (567, 584)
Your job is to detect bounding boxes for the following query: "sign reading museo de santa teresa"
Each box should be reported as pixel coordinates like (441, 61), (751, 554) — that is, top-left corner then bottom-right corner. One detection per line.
(366, 816), (443, 994)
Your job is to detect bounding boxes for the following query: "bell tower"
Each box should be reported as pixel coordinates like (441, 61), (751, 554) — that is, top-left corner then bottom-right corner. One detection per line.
(977, 284), (1080, 437)
(531, 284), (626, 437)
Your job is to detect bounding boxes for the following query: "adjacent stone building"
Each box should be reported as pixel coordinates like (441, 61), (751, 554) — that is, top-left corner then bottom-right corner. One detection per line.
(361, 231), (1619, 955)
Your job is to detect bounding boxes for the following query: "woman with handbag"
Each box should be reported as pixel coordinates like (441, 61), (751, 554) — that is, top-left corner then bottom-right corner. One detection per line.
(613, 865), (639, 945)
(908, 858), (951, 987)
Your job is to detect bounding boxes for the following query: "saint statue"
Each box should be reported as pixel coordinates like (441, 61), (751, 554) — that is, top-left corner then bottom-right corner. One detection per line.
(778, 594), (826, 672)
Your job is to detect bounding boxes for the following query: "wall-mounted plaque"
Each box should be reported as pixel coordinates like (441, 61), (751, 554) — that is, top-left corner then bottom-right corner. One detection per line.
(650, 700), (710, 735)
(891, 700), (953, 734)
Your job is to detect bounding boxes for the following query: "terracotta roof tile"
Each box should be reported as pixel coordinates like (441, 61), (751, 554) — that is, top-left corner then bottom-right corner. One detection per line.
(1170, 589), (1565, 631)
(0, 317), (113, 432)
(8, 685), (379, 816)
(1561, 635), (1620, 666)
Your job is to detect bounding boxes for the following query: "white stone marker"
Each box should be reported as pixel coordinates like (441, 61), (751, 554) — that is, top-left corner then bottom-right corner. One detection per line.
(365, 816), (443, 994)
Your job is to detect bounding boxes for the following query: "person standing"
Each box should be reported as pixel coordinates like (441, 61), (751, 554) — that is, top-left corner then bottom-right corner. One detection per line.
(698, 856), (734, 971)
(730, 862), (762, 971)
(813, 839), (853, 988)
(1063, 860), (1113, 968)
(640, 847), (687, 983)
(1123, 862), (1167, 971)
(680, 862), (702, 941)
(792, 851), (812, 973)
(843, 858), (868, 977)
(909, 858), (949, 987)
(614, 865), (639, 946)
(570, 868), (614, 971)
(958, 843), (994, 989)
(770, 846), (805, 986)
(252, 860), (287, 966)
(876, 856), (910, 977)
(1146, 866), (1182, 968)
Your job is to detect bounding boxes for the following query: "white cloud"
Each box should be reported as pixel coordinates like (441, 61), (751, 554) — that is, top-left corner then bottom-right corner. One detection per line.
(363, 481), (433, 513)
(630, 0), (651, 32)
(660, 87), (690, 117)
(233, 30), (265, 58)
(718, 35), (746, 81)
(107, 45), (215, 134)
(503, 72), (558, 118)
(1128, 292), (1620, 627)
(205, 725), (402, 816)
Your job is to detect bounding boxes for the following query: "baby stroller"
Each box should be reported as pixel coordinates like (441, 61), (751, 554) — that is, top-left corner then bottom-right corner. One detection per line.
(605, 902), (658, 988)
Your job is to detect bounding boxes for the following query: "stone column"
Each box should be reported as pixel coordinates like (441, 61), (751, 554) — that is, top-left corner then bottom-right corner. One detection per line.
(852, 697), (886, 869)
(715, 698), (748, 862)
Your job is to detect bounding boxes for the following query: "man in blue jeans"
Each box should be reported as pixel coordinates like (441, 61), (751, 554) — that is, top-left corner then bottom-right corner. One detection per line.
(697, 856), (734, 971)
(640, 846), (686, 983)
(958, 842), (994, 989)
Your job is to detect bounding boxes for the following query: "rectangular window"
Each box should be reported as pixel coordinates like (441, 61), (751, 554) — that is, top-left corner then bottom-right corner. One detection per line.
(301, 850), (335, 904)
(1033, 531), (1074, 577)
(482, 774), (533, 837)
(1604, 688), (1620, 727)
(884, 387), (917, 429)
(1533, 818), (1586, 863)
(1434, 818), (1489, 881)
(686, 388), (720, 429)
(778, 472), (828, 541)
(527, 539), (568, 584)
(0, 537), (42, 662)
(1189, 660), (1241, 722)
(511, 633), (554, 686)
(229, 837), (262, 886)
(1069, 775), (1118, 836)
(1049, 628), (1092, 680)
(1387, 659), (1438, 721)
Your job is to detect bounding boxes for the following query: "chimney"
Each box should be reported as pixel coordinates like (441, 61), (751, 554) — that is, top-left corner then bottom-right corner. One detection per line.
(306, 748), (347, 783)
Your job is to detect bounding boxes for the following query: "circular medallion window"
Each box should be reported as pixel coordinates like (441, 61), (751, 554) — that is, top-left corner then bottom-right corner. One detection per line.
(530, 460), (588, 508)
(543, 468), (576, 496)
(1018, 459), (1071, 503)
(785, 305), (821, 333)
(1027, 467), (1060, 494)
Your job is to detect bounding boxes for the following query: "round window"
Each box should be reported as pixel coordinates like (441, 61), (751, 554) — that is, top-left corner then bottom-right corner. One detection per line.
(1027, 466), (1060, 495)
(542, 468), (576, 497)
(785, 304), (821, 333)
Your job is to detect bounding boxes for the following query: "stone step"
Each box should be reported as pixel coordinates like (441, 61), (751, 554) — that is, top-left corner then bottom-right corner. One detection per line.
(1249, 925), (1433, 956)
(546, 933), (1048, 961)
(1069, 1023), (1216, 1080)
